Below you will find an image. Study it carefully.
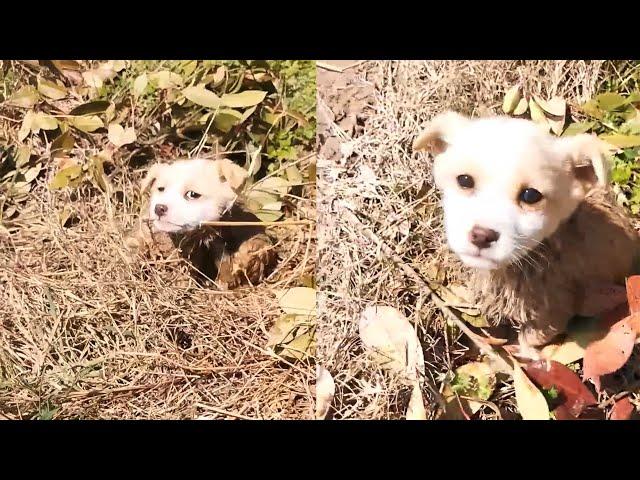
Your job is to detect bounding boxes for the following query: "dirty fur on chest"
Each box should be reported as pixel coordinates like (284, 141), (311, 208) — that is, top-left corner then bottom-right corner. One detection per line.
(127, 206), (277, 289)
(469, 189), (639, 334)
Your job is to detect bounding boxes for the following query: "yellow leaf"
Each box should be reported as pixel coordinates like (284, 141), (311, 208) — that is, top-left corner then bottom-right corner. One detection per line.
(49, 165), (83, 190)
(535, 96), (566, 117)
(513, 98), (529, 116)
(37, 77), (67, 100)
(502, 85), (521, 114)
(18, 111), (35, 141)
(32, 112), (58, 132)
(182, 85), (222, 109)
(513, 362), (549, 420)
(69, 115), (104, 133)
(221, 90), (267, 108)
(8, 86), (40, 108)
(276, 287), (316, 315)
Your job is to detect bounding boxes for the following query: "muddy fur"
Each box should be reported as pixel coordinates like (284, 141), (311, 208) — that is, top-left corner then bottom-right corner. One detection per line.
(126, 204), (277, 289)
(471, 188), (639, 346)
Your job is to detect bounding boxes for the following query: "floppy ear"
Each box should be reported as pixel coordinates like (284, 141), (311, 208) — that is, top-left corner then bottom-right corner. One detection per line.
(413, 111), (469, 155)
(140, 164), (164, 193)
(556, 134), (611, 198)
(216, 159), (248, 192)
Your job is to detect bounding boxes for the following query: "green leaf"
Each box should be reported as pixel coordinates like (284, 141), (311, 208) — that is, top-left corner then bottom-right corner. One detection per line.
(611, 163), (632, 184)
(8, 86), (40, 108)
(49, 165), (83, 190)
(182, 85), (222, 109)
(221, 90), (267, 108)
(37, 77), (67, 100)
(599, 134), (640, 148)
(68, 101), (110, 116)
(69, 115), (104, 133)
(561, 121), (596, 137)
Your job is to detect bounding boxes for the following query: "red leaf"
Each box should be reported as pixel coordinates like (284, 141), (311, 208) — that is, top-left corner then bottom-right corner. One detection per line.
(580, 283), (628, 317)
(626, 275), (640, 314)
(582, 315), (637, 391)
(610, 396), (635, 420)
(525, 360), (597, 417)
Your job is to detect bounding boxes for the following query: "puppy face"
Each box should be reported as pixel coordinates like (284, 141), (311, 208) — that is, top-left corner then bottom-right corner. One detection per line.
(141, 158), (248, 233)
(414, 112), (609, 270)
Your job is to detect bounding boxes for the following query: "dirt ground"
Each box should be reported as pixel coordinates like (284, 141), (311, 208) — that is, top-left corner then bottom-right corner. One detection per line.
(316, 60), (636, 420)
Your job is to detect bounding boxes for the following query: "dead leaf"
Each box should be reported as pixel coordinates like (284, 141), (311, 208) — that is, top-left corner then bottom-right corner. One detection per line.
(359, 306), (423, 380)
(275, 287), (316, 316)
(406, 382), (427, 420)
(107, 123), (136, 147)
(524, 360), (597, 417)
(513, 360), (550, 420)
(69, 115), (103, 133)
(610, 396), (635, 420)
(450, 361), (496, 413)
(132, 73), (148, 98)
(315, 365), (335, 419)
(583, 314), (636, 391)
(37, 77), (67, 100)
(625, 275), (640, 314)
(8, 86), (39, 108)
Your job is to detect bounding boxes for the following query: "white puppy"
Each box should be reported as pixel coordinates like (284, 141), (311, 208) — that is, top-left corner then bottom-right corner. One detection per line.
(414, 112), (639, 354)
(127, 158), (276, 289)
(141, 158), (247, 233)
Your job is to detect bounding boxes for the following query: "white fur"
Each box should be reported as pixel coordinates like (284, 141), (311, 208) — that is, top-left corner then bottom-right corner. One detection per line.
(146, 159), (239, 233)
(417, 115), (607, 270)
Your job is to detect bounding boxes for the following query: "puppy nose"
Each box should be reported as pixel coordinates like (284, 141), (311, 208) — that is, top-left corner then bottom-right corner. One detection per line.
(469, 226), (500, 249)
(154, 204), (168, 217)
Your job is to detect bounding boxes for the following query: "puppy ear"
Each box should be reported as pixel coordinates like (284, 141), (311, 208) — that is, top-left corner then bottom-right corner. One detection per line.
(140, 164), (164, 192)
(413, 111), (469, 155)
(556, 134), (611, 197)
(216, 159), (248, 192)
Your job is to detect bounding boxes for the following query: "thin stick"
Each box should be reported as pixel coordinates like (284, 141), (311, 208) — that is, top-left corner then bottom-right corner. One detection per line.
(317, 61), (366, 73)
(337, 201), (514, 375)
(199, 220), (314, 227)
(195, 403), (256, 420)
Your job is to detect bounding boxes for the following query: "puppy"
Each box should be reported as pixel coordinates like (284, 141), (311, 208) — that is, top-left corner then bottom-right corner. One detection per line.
(126, 158), (276, 289)
(414, 112), (639, 357)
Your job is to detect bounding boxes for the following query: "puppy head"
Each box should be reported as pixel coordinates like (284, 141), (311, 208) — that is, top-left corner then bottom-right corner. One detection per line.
(414, 112), (609, 270)
(141, 158), (248, 233)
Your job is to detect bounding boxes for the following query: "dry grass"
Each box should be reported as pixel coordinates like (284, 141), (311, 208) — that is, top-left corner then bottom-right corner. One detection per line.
(0, 62), (315, 420)
(317, 60), (608, 419)
(0, 168), (315, 419)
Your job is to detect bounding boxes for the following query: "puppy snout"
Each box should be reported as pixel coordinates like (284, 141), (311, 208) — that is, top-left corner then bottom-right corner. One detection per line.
(154, 204), (168, 217)
(469, 226), (500, 249)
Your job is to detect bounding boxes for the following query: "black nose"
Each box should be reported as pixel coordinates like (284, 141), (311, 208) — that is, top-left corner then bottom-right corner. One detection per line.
(154, 204), (168, 217)
(469, 226), (500, 249)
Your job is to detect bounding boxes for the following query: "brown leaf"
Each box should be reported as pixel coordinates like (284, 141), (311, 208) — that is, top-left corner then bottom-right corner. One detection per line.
(524, 360), (597, 417)
(583, 314), (637, 391)
(625, 275), (640, 314)
(610, 396), (635, 420)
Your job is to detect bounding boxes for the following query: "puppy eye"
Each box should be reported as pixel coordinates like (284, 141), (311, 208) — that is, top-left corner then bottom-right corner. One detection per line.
(519, 188), (543, 205)
(456, 174), (474, 189)
(157, 187), (165, 192)
(184, 191), (201, 200)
